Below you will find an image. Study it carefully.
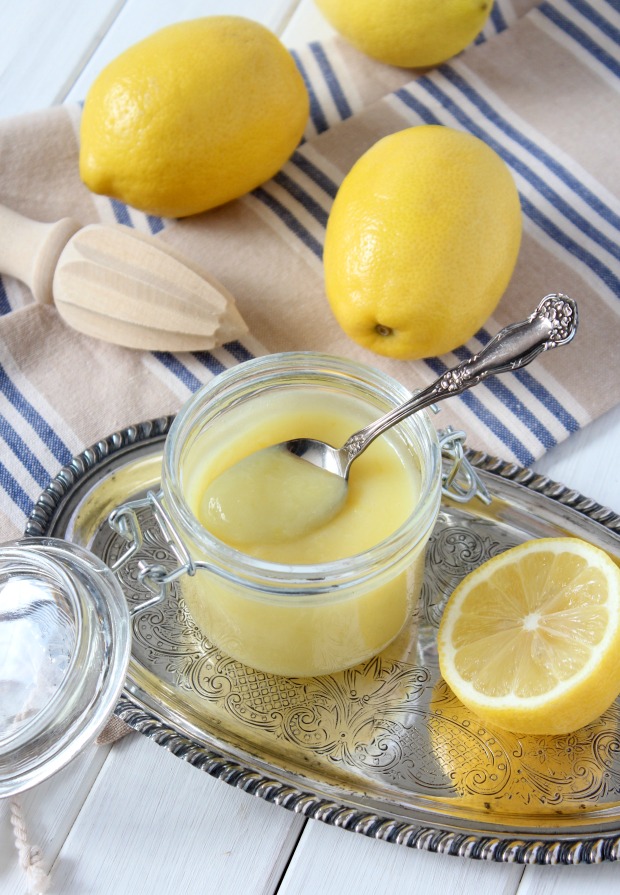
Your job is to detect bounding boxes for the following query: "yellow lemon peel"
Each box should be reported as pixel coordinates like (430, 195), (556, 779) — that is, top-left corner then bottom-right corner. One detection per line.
(315, 0), (494, 68)
(80, 17), (309, 217)
(323, 125), (522, 360)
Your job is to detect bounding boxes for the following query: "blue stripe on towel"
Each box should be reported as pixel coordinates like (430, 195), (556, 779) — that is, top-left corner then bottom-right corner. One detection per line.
(393, 87), (442, 125)
(309, 41), (353, 121)
(461, 388), (536, 466)
(490, 1), (508, 35)
(0, 416), (51, 488)
(425, 356), (535, 466)
(0, 367), (72, 465)
(564, 0), (620, 44)
(273, 170), (329, 227)
(252, 187), (323, 259)
(291, 49), (329, 134)
(539, 1), (620, 79)
(454, 344), (558, 450)
(438, 65), (620, 240)
(147, 215), (165, 234)
(153, 352), (203, 392)
(0, 459), (32, 515)
(521, 193), (620, 293)
(394, 80), (620, 295)
(290, 151), (339, 199)
(110, 199), (132, 226)
(0, 278), (11, 316)
(513, 368), (580, 435)
(223, 341), (255, 364)
(154, 351), (238, 393)
(194, 352), (226, 377)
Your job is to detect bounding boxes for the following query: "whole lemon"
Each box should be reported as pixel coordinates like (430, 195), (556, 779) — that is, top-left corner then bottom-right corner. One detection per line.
(79, 17), (309, 217)
(314, 0), (493, 67)
(323, 126), (522, 360)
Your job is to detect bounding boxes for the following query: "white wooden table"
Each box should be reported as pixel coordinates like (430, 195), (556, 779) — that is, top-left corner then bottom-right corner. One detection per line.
(1, 1), (619, 892)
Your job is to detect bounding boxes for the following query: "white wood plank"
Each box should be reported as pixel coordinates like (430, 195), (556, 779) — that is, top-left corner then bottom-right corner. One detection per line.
(65, 0), (303, 106)
(266, 0), (309, 38)
(0, 1), (123, 116)
(281, 0), (337, 46)
(0, 741), (112, 893)
(48, 732), (305, 894)
(517, 862), (620, 895)
(277, 818), (524, 895)
(533, 404), (620, 514)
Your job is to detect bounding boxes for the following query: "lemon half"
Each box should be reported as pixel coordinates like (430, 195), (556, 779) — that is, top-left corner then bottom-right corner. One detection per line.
(437, 538), (620, 735)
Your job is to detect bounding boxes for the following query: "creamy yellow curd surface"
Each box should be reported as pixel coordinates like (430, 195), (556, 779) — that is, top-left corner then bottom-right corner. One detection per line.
(178, 388), (430, 677)
(199, 447), (350, 548)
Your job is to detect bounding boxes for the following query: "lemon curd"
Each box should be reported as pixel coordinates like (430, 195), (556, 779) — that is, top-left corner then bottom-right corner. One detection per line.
(161, 354), (441, 677)
(189, 392), (418, 561)
(197, 441), (349, 549)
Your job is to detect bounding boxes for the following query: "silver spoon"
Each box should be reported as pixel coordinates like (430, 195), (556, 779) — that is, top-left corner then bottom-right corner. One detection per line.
(202, 294), (577, 545)
(283, 293), (578, 479)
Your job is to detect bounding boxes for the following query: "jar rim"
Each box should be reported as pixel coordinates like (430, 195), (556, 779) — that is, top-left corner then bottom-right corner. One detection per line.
(162, 352), (442, 593)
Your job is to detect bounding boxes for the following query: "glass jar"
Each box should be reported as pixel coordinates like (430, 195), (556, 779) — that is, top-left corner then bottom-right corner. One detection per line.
(159, 352), (442, 678)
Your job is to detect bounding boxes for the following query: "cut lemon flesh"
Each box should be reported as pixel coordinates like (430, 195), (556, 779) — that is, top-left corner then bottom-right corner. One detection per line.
(437, 537), (620, 735)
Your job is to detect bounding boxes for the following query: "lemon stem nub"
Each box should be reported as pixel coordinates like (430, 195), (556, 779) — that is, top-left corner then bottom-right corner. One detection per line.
(375, 324), (393, 337)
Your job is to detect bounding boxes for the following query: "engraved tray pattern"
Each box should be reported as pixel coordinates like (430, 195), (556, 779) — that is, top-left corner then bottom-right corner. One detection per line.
(25, 418), (620, 865)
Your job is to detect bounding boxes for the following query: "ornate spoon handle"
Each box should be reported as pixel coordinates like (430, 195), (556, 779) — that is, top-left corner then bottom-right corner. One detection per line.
(341, 294), (578, 465)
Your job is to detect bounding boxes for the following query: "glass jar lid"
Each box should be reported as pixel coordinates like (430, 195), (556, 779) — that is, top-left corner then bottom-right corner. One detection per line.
(0, 537), (130, 797)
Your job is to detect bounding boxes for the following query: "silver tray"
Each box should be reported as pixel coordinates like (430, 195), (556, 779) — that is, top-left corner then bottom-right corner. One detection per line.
(26, 417), (620, 865)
